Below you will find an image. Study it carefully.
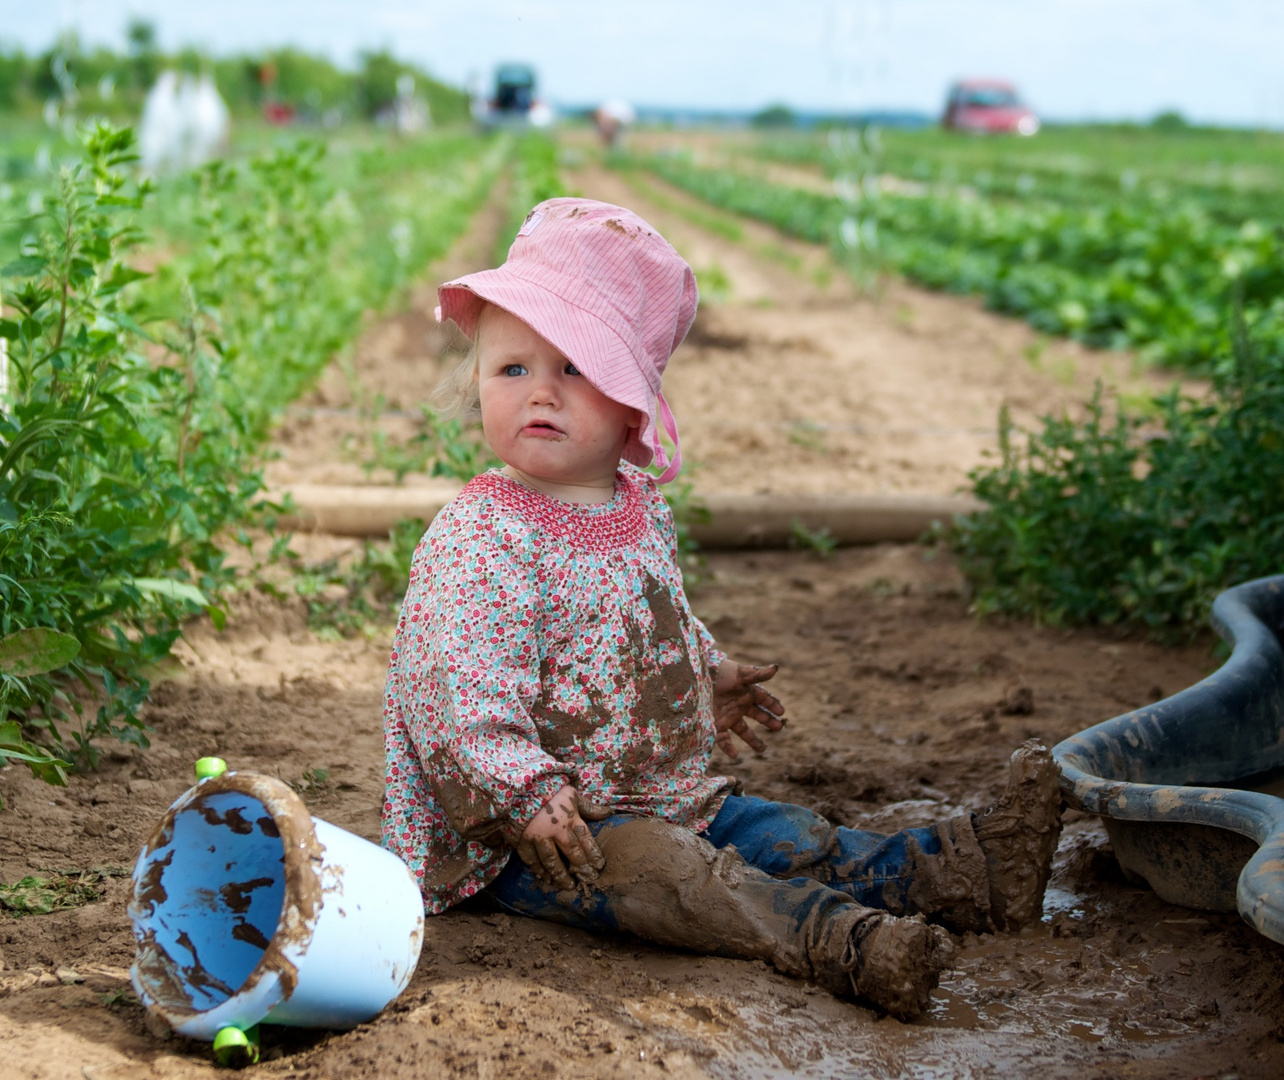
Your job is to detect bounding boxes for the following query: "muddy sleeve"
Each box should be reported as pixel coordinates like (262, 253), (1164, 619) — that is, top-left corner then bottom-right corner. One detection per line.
(693, 616), (727, 674)
(399, 515), (573, 848)
(634, 467), (726, 674)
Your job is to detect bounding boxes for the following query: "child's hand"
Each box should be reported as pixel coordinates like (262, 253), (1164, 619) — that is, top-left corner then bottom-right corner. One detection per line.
(516, 785), (611, 889)
(712, 659), (786, 759)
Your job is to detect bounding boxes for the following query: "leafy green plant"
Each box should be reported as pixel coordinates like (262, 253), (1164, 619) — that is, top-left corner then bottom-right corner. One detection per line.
(359, 404), (498, 484)
(495, 132), (565, 262)
(285, 517), (426, 640)
(1, 123), (504, 791)
(951, 305), (1284, 635)
(789, 518), (838, 558)
(632, 145), (1284, 376)
(0, 867), (125, 915)
(1, 124), (215, 771)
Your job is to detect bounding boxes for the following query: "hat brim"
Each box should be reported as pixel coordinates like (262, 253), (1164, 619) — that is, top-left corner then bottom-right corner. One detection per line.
(438, 269), (663, 472)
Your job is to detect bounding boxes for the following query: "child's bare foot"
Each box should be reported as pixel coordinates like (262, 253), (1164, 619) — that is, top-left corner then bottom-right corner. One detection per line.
(844, 912), (953, 1019)
(972, 740), (1063, 930)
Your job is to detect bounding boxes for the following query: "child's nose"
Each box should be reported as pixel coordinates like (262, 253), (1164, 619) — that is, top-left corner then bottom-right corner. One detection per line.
(528, 369), (562, 406)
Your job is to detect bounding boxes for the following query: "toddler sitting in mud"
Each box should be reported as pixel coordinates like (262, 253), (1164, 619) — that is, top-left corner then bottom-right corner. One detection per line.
(381, 197), (1063, 1018)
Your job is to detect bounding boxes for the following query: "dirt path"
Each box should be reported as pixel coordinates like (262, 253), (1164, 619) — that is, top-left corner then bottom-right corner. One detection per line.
(4, 546), (1282, 1079)
(3, 144), (1281, 1080)
(563, 156), (1183, 497)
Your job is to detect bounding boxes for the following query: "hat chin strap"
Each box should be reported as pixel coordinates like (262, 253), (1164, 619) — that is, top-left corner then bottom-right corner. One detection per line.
(653, 391), (682, 484)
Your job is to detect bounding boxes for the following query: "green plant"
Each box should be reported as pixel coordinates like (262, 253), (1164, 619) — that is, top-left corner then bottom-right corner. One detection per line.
(1, 123), (504, 793)
(951, 305), (1284, 635)
(290, 765), (331, 796)
(496, 133), (565, 262)
(359, 404), (498, 484)
(0, 867), (124, 914)
(789, 518), (838, 558)
(634, 139), (1284, 376)
(1, 124), (218, 771)
(286, 517), (426, 640)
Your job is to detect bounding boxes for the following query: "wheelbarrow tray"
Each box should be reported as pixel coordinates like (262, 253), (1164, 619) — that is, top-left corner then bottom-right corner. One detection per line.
(1052, 575), (1284, 944)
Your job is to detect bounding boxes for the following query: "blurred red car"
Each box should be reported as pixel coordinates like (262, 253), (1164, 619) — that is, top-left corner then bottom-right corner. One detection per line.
(942, 80), (1039, 135)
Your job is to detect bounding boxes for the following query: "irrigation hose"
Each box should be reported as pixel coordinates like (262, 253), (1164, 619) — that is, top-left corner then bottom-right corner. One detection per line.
(271, 484), (981, 548)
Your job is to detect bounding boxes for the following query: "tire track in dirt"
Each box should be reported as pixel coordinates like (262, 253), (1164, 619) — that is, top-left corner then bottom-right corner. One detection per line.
(564, 155), (1182, 498)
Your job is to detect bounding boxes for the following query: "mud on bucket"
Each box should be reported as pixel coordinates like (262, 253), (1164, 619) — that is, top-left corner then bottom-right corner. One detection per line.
(128, 771), (424, 1040)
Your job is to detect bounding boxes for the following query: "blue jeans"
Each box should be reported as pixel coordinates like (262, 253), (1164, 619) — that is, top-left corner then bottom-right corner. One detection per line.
(484, 795), (971, 981)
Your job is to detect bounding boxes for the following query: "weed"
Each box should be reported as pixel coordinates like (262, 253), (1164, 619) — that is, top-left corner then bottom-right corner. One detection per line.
(660, 475), (711, 586)
(787, 420), (827, 452)
(696, 264), (732, 304)
(952, 304), (1284, 635)
(360, 405), (497, 484)
(789, 518), (838, 558)
(287, 517), (425, 639)
(290, 766), (331, 796)
(0, 867), (124, 915)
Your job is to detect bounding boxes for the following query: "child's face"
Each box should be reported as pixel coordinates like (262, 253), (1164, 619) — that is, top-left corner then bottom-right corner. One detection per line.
(476, 305), (640, 492)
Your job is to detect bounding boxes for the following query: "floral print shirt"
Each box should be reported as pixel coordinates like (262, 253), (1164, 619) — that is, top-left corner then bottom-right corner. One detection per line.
(381, 464), (729, 913)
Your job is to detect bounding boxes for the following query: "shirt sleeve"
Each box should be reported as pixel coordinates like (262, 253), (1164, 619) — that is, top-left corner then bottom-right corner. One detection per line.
(634, 467), (726, 674)
(396, 506), (573, 848)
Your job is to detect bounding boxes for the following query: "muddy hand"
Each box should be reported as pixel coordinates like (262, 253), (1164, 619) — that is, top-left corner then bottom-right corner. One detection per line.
(712, 660), (786, 759)
(517, 785), (607, 889)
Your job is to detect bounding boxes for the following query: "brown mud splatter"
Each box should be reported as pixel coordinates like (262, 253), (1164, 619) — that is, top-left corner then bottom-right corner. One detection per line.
(196, 804), (255, 835)
(132, 848), (173, 910)
(231, 921), (272, 950)
(219, 876), (276, 915)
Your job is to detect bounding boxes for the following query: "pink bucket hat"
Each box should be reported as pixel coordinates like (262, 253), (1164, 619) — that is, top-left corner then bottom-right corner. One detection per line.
(436, 197), (698, 483)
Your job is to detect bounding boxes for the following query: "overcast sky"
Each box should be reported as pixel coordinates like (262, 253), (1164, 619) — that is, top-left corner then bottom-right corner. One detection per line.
(4, 0), (1283, 126)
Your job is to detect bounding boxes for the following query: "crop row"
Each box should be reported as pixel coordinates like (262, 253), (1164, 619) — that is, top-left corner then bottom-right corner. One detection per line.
(632, 151), (1284, 374)
(0, 125), (507, 786)
(754, 127), (1284, 226)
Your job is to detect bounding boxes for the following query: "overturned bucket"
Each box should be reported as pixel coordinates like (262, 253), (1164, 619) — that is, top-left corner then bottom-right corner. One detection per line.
(128, 770), (424, 1040)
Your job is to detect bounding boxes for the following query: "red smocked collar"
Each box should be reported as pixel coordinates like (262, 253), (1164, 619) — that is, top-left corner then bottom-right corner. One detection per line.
(465, 469), (649, 552)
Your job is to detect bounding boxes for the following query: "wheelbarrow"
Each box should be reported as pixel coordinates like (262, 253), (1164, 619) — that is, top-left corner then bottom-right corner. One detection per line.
(1052, 575), (1284, 945)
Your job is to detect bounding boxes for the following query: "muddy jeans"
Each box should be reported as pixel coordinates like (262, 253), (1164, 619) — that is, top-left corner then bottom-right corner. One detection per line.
(484, 795), (984, 983)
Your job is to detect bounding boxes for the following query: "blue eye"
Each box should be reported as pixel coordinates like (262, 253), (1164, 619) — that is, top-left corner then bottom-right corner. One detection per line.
(503, 364), (527, 376)
(565, 362), (581, 376)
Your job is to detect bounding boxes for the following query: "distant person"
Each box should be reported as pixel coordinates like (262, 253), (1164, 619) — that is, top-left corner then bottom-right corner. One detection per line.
(593, 98), (635, 149)
(140, 71), (229, 175)
(381, 197), (1063, 1018)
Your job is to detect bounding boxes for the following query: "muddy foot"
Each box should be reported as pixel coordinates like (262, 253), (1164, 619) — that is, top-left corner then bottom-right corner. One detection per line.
(973, 740), (1063, 930)
(847, 913), (953, 1020)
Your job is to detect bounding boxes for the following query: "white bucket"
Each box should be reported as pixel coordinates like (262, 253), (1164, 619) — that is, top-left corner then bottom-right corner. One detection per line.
(128, 771), (424, 1040)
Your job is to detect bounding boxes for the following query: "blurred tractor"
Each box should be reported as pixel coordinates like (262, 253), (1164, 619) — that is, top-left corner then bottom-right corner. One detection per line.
(475, 63), (553, 129)
(942, 80), (1039, 136)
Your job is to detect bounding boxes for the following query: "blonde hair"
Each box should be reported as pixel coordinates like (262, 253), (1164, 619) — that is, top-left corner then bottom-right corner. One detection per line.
(432, 300), (486, 419)
(432, 340), (480, 420)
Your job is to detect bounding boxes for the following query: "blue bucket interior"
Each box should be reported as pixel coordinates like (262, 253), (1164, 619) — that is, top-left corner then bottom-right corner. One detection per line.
(141, 791), (287, 1012)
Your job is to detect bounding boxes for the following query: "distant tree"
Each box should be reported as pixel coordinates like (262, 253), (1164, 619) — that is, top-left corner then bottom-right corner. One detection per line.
(752, 103), (796, 128)
(126, 18), (159, 90)
(0, 48), (33, 109)
(356, 50), (405, 118)
(268, 48), (349, 113)
(356, 50), (471, 125)
(1151, 109), (1189, 133)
